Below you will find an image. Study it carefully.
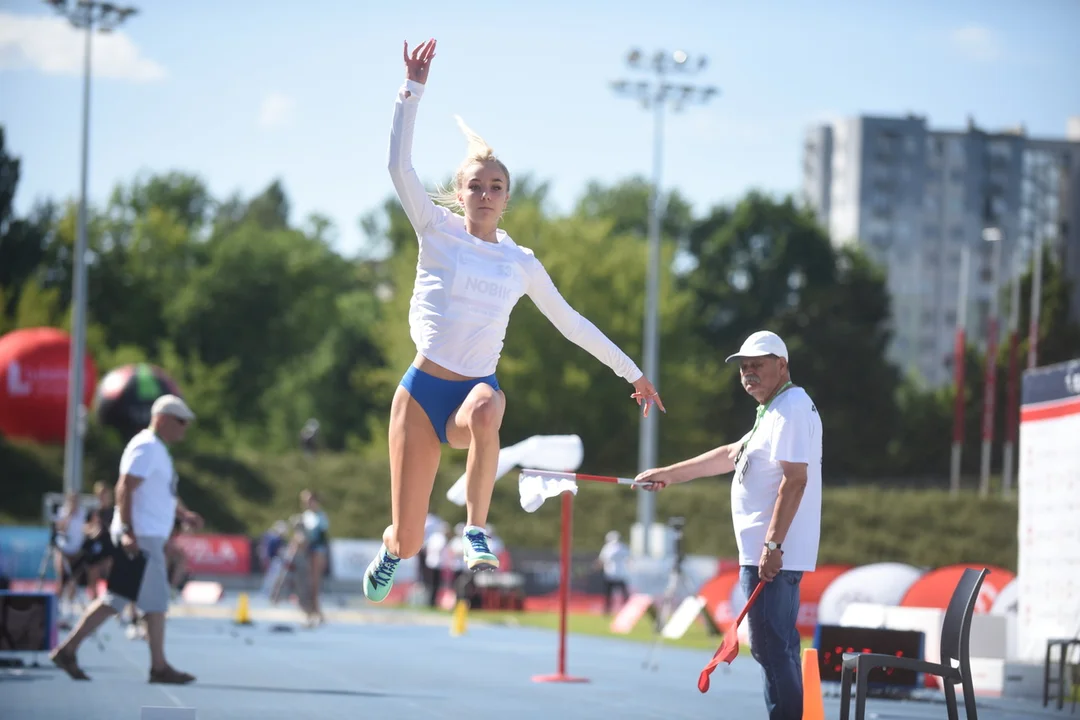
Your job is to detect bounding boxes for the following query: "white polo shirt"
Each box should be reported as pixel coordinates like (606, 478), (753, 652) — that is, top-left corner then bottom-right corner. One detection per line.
(730, 386), (822, 572)
(110, 429), (178, 539)
(598, 539), (630, 581)
(55, 505), (85, 555)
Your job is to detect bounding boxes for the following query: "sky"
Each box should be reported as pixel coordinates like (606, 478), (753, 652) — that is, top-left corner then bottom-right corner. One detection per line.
(1, 0), (1078, 257)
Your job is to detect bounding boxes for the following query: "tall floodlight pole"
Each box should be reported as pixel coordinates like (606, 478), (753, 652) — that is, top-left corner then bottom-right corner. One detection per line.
(949, 245), (970, 496)
(44, 0), (140, 496)
(1027, 155), (1050, 371)
(1001, 244), (1022, 497)
(611, 50), (719, 555)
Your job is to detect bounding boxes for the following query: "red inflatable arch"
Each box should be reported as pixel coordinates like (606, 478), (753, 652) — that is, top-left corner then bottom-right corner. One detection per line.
(699, 568), (741, 626)
(794, 564), (854, 636)
(700, 563), (852, 637)
(0, 327), (97, 443)
(899, 563), (1015, 615)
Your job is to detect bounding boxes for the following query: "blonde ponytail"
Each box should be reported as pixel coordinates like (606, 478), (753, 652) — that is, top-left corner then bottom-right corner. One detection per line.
(431, 115), (511, 212)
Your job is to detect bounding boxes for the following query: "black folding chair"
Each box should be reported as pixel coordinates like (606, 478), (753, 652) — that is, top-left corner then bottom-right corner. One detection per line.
(840, 567), (989, 720)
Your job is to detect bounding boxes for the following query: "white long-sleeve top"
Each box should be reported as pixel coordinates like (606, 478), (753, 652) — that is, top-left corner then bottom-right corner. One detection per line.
(387, 79), (643, 382)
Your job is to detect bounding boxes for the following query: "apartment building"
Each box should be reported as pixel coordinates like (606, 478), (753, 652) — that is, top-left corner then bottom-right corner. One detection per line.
(802, 115), (1080, 387)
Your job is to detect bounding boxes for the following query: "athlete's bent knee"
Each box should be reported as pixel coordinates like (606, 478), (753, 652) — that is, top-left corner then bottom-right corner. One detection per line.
(466, 396), (500, 436)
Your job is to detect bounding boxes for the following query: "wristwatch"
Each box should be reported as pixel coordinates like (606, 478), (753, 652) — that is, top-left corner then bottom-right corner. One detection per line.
(120, 523), (133, 535)
(765, 541), (782, 551)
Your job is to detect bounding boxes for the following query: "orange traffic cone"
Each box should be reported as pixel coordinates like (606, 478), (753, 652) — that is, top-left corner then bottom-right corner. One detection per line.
(802, 647), (825, 720)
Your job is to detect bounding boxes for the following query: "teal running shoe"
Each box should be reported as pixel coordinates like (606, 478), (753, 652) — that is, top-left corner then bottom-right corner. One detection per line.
(363, 544), (401, 602)
(463, 526), (499, 571)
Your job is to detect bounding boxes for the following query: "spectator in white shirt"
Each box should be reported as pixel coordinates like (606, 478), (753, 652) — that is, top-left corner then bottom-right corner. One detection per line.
(445, 522), (469, 601)
(299, 490), (330, 626)
(596, 530), (630, 614)
(50, 395), (204, 685)
(423, 520), (448, 607)
(52, 492), (87, 614)
(635, 331), (822, 720)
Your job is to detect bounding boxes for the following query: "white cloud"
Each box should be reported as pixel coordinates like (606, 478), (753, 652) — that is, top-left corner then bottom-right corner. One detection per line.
(258, 92), (295, 129)
(0, 12), (165, 82)
(949, 25), (1001, 63)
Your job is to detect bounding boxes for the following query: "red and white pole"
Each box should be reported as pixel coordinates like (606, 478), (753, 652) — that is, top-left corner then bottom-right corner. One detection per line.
(532, 491), (589, 684)
(1027, 236), (1044, 370)
(1001, 246), (1022, 496)
(979, 229), (1004, 498)
(950, 245), (970, 496)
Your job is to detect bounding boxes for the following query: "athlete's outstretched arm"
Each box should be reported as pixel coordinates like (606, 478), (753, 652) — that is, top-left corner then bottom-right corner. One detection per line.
(387, 38), (441, 234)
(525, 256), (665, 416)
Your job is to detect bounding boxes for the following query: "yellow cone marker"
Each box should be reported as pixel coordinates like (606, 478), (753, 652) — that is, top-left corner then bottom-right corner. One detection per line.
(450, 598), (468, 637)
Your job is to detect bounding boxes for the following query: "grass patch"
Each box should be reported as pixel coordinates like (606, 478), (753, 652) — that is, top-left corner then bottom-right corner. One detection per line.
(426, 607), (815, 656)
(485, 609), (725, 651)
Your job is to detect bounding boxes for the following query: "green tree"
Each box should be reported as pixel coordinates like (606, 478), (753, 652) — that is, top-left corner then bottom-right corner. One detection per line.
(889, 377), (952, 478)
(0, 128), (60, 323)
(1013, 251), (1080, 365)
(87, 176), (211, 352)
(243, 179), (290, 230)
(165, 224), (347, 423)
(681, 192), (900, 477)
(574, 176), (694, 241)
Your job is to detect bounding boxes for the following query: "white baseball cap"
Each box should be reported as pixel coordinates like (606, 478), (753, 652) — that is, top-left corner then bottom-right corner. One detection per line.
(725, 331), (789, 363)
(151, 394), (196, 422)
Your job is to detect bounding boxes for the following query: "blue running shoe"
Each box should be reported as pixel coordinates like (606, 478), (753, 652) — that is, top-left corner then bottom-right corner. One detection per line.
(463, 525), (499, 571)
(363, 544), (401, 602)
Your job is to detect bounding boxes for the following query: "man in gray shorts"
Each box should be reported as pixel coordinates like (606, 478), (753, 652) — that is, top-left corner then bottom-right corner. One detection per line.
(50, 395), (203, 684)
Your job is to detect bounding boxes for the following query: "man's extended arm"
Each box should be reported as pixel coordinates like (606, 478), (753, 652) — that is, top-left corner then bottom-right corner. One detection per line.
(637, 442), (742, 488)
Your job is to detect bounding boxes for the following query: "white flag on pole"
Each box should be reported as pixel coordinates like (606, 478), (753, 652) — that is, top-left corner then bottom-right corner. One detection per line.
(445, 444), (524, 507)
(518, 471), (579, 513)
(445, 435), (584, 507)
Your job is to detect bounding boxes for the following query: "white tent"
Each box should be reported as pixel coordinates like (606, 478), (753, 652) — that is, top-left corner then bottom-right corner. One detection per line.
(815, 562), (926, 626)
(991, 577), (1018, 617)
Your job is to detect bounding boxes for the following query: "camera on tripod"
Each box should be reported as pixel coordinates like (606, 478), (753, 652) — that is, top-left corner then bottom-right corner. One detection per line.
(667, 516), (686, 565)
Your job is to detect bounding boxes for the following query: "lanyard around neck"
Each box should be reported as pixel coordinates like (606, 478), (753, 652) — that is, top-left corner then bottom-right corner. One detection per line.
(741, 381), (794, 452)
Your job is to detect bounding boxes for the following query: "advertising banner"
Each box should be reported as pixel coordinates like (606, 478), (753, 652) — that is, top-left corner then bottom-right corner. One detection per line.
(172, 533), (251, 576)
(0, 526), (53, 580)
(505, 548), (607, 596)
(1017, 359), (1080, 661)
(329, 539), (419, 584)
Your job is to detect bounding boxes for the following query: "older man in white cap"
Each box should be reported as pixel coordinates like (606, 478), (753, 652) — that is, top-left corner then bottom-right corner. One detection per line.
(635, 331), (822, 720)
(50, 394), (203, 685)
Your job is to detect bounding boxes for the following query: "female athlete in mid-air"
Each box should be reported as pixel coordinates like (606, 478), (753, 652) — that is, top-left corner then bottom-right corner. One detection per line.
(364, 38), (665, 602)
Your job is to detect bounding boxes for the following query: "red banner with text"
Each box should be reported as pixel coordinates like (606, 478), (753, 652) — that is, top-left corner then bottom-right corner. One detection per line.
(172, 533), (251, 576)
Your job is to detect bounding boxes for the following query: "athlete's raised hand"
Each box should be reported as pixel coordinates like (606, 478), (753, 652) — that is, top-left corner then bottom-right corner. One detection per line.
(631, 376), (666, 418)
(404, 38), (436, 85)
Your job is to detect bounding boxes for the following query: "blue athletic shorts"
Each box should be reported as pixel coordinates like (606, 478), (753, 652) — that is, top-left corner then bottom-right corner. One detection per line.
(399, 365), (500, 444)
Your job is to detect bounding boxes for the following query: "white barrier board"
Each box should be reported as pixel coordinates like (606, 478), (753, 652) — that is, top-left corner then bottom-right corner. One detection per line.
(1017, 360), (1080, 662)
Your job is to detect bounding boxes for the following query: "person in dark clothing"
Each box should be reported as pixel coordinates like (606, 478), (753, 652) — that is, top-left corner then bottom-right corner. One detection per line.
(79, 482), (116, 596)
